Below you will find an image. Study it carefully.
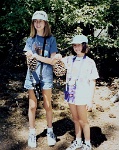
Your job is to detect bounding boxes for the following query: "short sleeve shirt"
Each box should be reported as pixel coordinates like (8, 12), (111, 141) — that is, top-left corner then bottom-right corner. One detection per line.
(24, 35), (58, 56)
(62, 55), (99, 105)
(24, 35), (58, 87)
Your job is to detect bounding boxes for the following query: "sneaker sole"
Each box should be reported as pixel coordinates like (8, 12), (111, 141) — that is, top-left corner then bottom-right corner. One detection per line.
(48, 138), (56, 146)
(48, 141), (56, 146)
(28, 143), (36, 148)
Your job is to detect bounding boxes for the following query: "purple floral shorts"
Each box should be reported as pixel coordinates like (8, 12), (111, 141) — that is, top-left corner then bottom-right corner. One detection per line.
(64, 83), (76, 103)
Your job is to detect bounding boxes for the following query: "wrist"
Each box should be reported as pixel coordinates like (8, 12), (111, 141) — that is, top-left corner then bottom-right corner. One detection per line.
(33, 53), (39, 60)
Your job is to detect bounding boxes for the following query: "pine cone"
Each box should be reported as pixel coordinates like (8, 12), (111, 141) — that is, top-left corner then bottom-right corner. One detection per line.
(53, 60), (66, 76)
(27, 57), (37, 71)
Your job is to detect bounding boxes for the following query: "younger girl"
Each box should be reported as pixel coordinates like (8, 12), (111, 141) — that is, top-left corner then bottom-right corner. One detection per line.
(24, 11), (58, 148)
(54, 35), (99, 150)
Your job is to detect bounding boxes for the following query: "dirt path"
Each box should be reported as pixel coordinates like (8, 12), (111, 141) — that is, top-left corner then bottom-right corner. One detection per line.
(0, 78), (119, 150)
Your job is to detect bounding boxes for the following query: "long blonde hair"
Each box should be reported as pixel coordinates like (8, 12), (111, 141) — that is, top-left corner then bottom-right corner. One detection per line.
(30, 20), (52, 37)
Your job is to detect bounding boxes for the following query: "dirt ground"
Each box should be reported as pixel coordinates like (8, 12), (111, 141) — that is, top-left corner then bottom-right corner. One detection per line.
(0, 76), (119, 150)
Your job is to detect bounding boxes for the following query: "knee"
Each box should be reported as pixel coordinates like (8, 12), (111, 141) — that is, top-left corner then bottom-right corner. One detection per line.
(29, 99), (37, 110)
(79, 120), (89, 127)
(29, 105), (37, 110)
(73, 117), (79, 124)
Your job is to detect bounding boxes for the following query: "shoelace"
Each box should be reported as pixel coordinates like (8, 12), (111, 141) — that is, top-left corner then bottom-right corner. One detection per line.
(29, 134), (36, 142)
(83, 144), (91, 150)
(69, 141), (78, 149)
(48, 132), (55, 139)
(86, 145), (91, 150)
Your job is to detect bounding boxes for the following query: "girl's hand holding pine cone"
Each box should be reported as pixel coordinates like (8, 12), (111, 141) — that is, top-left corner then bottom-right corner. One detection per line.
(25, 51), (38, 72)
(52, 54), (66, 77)
(51, 54), (62, 65)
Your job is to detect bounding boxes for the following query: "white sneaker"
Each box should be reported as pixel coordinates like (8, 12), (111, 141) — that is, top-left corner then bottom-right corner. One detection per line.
(47, 131), (56, 146)
(82, 144), (92, 150)
(110, 92), (119, 103)
(66, 140), (82, 150)
(28, 133), (36, 148)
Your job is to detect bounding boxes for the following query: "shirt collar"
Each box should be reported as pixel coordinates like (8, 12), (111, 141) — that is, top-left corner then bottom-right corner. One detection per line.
(75, 56), (84, 61)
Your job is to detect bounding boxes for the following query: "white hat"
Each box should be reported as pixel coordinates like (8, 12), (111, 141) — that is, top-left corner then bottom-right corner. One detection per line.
(71, 35), (88, 44)
(32, 11), (48, 21)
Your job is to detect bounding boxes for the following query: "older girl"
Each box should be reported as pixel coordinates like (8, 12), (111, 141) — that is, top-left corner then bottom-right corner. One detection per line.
(24, 11), (58, 148)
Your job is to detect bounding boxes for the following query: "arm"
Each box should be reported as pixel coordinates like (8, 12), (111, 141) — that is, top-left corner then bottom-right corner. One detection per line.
(33, 52), (57, 65)
(86, 79), (96, 111)
(90, 79), (96, 100)
(86, 59), (99, 111)
(25, 36), (59, 65)
(25, 50), (60, 65)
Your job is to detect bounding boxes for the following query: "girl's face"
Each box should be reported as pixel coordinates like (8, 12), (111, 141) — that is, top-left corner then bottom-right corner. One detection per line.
(33, 19), (45, 34)
(73, 44), (84, 56)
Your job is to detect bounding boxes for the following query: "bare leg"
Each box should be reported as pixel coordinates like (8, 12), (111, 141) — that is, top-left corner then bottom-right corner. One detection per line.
(77, 105), (90, 141)
(28, 89), (37, 128)
(42, 89), (56, 146)
(69, 104), (82, 138)
(28, 89), (37, 148)
(42, 89), (53, 128)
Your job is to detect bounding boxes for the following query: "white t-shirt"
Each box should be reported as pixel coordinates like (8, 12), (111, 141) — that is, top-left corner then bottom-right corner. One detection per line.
(62, 55), (99, 105)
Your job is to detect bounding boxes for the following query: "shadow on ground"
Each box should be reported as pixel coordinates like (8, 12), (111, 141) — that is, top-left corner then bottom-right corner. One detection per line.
(37, 117), (107, 148)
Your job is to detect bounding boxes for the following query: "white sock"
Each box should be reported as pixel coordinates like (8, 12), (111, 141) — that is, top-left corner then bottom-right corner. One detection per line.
(29, 128), (36, 134)
(47, 127), (53, 133)
(85, 140), (91, 146)
(76, 138), (82, 144)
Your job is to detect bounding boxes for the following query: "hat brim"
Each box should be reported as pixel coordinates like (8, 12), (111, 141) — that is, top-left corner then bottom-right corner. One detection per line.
(32, 15), (48, 21)
(70, 41), (83, 44)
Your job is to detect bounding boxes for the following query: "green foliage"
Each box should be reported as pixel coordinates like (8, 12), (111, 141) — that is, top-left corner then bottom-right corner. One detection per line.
(0, 0), (119, 77)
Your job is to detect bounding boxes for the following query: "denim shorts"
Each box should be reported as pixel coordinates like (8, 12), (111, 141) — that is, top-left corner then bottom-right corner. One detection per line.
(24, 68), (53, 90)
(24, 79), (53, 90)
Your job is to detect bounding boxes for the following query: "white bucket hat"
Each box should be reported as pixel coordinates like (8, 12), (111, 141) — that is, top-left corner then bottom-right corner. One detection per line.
(71, 35), (88, 44)
(32, 11), (48, 21)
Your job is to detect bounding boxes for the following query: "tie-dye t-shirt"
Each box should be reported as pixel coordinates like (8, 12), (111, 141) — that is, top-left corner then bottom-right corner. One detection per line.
(62, 55), (99, 105)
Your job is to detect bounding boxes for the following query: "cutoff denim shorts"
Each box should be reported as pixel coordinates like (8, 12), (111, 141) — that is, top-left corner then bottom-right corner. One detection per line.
(24, 67), (53, 90)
